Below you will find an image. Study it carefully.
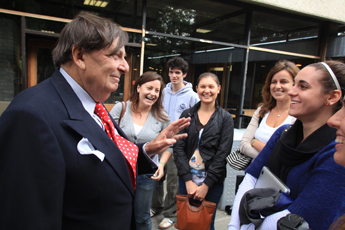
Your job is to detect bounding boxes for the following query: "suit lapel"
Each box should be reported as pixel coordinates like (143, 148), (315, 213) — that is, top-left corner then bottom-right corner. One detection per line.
(49, 70), (134, 196)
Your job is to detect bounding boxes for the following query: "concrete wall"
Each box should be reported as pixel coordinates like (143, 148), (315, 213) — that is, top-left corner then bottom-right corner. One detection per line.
(240, 0), (345, 24)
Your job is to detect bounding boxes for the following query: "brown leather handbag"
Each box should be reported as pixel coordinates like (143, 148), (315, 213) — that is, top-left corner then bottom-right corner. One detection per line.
(174, 195), (216, 230)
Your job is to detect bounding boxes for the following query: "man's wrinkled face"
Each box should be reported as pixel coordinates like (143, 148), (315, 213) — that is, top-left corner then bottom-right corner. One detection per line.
(80, 38), (129, 102)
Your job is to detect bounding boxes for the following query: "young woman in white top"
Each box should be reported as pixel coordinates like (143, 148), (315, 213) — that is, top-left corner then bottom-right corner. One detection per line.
(240, 60), (300, 159)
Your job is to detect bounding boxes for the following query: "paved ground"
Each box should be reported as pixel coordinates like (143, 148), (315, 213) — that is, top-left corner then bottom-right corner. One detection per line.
(151, 207), (231, 230)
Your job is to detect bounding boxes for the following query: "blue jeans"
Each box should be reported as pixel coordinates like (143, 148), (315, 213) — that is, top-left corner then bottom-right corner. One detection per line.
(151, 155), (178, 218)
(134, 174), (156, 230)
(178, 178), (223, 230)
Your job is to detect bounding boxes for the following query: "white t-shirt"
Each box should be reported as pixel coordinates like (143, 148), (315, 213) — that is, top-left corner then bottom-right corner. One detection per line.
(133, 123), (143, 136)
(254, 111), (294, 144)
(189, 129), (206, 186)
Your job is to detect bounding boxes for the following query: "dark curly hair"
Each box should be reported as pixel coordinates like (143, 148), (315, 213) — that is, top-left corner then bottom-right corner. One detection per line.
(166, 57), (189, 74)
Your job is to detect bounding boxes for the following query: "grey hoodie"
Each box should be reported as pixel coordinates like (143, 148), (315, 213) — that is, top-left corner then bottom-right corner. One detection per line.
(162, 81), (200, 122)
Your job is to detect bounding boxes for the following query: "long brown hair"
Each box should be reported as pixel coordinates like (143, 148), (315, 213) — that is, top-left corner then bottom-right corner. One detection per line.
(130, 71), (169, 122)
(260, 60), (300, 118)
(329, 215), (345, 230)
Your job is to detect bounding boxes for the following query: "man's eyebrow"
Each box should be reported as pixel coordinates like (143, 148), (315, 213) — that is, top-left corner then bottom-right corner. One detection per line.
(108, 47), (125, 57)
(297, 79), (309, 84)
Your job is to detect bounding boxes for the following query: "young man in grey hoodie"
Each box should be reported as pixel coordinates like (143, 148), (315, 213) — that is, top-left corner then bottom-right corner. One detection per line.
(151, 57), (199, 229)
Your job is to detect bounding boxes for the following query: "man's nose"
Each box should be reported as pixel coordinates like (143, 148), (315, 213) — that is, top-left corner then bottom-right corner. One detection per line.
(119, 59), (129, 74)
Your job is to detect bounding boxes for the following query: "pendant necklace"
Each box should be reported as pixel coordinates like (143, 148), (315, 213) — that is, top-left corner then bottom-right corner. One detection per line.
(276, 108), (288, 118)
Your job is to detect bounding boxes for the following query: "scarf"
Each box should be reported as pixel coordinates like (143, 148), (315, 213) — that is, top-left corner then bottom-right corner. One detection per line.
(267, 120), (336, 183)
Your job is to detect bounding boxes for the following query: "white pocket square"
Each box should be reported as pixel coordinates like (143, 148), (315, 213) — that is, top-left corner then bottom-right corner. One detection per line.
(77, 137), (105, 161)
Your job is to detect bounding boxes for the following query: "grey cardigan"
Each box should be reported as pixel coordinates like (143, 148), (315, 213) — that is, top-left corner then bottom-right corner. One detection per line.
(110, 101), (172, 174)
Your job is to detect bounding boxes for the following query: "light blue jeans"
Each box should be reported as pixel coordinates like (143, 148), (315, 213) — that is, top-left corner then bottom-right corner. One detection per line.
(151, 156), (179, 218)
(178, 178), (224, 230)
(134, 174), (156, 230)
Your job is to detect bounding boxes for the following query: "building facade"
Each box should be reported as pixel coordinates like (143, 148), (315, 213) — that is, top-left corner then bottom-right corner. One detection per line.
(1, 0), (345, 127)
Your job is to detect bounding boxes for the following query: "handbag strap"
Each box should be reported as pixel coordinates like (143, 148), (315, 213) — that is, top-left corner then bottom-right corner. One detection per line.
(118, 101), (127, 126)
(177, 195), (216, 212)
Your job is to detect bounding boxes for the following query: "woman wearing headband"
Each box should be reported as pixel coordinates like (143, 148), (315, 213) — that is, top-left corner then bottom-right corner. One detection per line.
(228, 61), (345, 230)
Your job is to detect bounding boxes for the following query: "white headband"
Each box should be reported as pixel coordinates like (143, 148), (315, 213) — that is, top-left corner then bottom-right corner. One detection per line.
(320, 62), (341, 90)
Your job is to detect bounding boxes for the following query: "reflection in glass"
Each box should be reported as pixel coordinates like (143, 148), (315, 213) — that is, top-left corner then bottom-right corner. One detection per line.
(0, 15), (21, 101)
(251, 11), (319, 46)
(146, 0), (245, 44)
(26, 18), (66, 34)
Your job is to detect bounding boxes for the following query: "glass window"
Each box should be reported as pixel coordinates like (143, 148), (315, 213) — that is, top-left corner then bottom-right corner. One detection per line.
(251, 11), (320, 49)
(146, 0), (246, 45)
(144, 33), (243, 106)
(0, 15), (21, 101)
(144, 34), (193, 83)
(26, 18), (66, 34)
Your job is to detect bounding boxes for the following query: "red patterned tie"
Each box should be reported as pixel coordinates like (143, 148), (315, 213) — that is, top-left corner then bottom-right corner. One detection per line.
(94, 102), (138, 190)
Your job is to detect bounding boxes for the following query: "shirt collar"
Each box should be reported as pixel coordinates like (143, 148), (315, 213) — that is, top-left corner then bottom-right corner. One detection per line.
(59, 67), (96, 117)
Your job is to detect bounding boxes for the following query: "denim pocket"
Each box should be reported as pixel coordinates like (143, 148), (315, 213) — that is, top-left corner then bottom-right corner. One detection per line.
(144, 174), (154, 179)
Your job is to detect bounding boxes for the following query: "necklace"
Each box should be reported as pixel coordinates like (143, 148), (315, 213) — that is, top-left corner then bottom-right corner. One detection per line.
(276, 108), (289, 118)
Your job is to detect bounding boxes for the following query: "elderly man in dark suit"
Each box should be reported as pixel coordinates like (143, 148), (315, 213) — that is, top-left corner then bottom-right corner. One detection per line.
(0, 12), (190, 230)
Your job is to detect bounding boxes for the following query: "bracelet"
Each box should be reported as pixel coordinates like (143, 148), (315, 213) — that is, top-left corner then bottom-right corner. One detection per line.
(159, 162), (165, 166)
(251, 139), (257, 147)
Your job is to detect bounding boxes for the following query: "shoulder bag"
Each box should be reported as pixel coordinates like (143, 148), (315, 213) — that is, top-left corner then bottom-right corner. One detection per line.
(118, 101), (127, 126)
(174, 195), (216, 230)
(226, 149), (252, 171)
(226, 124), (292, 171)
(225, 114), (261, 171)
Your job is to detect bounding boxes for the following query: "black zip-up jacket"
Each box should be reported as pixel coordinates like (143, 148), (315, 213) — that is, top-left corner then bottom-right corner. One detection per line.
(174, 101), (234, 188)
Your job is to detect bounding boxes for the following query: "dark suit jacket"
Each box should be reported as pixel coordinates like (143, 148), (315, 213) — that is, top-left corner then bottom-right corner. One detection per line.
(0, 69), (150, 230)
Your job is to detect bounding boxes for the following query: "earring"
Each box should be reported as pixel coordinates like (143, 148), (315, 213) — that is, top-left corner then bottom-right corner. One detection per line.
(326, 102), (330, 106)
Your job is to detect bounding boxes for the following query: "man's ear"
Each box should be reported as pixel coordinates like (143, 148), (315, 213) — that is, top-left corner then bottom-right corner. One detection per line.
(182, 72), (187, 78)
(328, 89), (342, 105)
(71, 45), (86, 70)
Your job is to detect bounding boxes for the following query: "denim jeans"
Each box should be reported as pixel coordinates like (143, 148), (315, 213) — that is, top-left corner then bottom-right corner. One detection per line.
(151, 156), (179, 218)
(178, 178), (224, 230)
(134, 174), (156, 230)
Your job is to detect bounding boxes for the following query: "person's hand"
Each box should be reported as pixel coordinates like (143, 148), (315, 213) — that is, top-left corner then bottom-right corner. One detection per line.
(186, 180), (198, 197)
(193, 183), (209, 201)
(151, 164), (164, 181)
(145, 117), (191, 156)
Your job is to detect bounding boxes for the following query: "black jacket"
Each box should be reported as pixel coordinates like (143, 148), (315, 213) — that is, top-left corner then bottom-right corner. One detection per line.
(174, 101), (234, 188)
